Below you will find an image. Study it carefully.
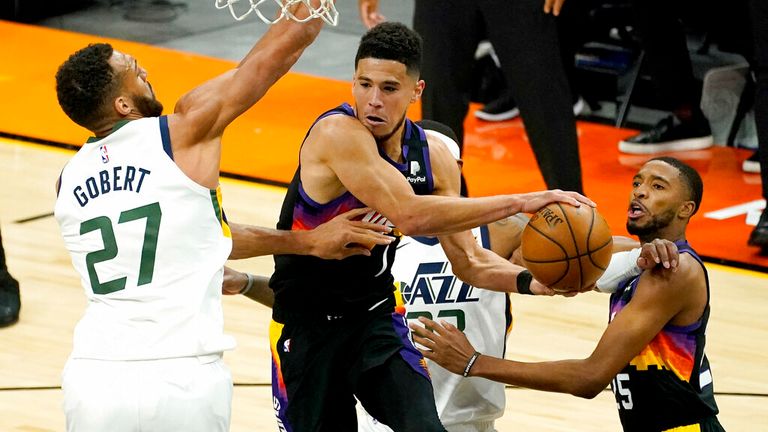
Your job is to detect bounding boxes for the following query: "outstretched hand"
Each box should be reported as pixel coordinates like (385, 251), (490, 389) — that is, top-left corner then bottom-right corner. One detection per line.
(409, 317), (478, 376)
(519, 189), (595, 214)
(307, 207), (395, 259)
(637, 238), (679, 271)
(358, 0), (386, 29)
(543, 0), (566, 16)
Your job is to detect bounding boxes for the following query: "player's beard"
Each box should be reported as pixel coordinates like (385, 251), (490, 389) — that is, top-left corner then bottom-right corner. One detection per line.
(133, 82), (163, 117)
(626, 208), (676, 242)
(134, 94), (164, 117)
(373, 112), (407, 145)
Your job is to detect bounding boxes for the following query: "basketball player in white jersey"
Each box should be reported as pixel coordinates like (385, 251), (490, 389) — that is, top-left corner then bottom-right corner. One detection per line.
(52, 3), (396, 431)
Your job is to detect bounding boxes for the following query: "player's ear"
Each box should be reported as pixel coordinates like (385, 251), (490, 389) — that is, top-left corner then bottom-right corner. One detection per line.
(411, 80), (425, 103)
(114, 95), (133, 116)
(678, 200), (696, 219)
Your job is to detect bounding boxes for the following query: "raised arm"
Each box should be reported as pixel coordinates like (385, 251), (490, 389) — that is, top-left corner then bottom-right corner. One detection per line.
(410, 254), (704, 398)
(172, 2), (326, 144)
(302, 115), (593, 236)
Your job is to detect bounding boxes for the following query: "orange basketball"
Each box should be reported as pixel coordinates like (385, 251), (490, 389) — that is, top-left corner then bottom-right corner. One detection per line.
(521, 203), (613, 292)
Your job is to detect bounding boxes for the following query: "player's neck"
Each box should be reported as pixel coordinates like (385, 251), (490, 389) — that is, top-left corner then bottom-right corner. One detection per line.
(639, 227), (686, 244)
(378, 126), (406, 163)
(92, 117), (136, 138)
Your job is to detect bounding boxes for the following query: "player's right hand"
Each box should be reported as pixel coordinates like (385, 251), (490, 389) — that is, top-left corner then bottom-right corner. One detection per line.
(358, 0), (385, 29)
(308, 207), (395, 259)
(518, 189), (596, 213)
(410, 317), (478, 376)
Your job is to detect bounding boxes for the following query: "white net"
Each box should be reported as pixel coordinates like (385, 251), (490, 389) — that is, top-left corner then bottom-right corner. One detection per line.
(214, 0), (338, 26)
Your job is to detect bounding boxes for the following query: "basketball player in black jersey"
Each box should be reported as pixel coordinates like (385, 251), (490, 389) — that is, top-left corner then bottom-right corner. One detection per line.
(413, 157), (723, 432)
(266, 23), (593, 431)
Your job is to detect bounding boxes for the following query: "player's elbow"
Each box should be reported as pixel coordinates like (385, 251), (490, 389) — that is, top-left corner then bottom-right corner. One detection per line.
(572, 381), (605, 399)
(569, 370), (610, 399)
(391, 211), (431, 236)
(450, 256), (482, 286)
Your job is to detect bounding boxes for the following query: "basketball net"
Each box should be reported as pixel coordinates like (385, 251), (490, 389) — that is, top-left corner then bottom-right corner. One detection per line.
(215, 0), (338, 26)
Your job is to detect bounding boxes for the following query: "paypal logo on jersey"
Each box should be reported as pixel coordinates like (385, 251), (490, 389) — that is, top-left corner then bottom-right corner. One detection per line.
(400, 262), (480, 305)
(410, 161), (421, 176)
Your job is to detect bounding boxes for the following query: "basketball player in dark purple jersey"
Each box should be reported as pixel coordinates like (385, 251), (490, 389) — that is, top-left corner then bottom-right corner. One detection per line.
(266, 22), (593, 431)
(413, 157), (723, 432)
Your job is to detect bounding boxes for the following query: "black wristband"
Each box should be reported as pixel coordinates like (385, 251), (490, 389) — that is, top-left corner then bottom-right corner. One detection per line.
(463, 351), (482, 377)
(517, 270), (534, 295)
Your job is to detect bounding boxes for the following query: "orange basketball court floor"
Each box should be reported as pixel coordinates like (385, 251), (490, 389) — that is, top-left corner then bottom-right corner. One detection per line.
(1, 20), (766, 271)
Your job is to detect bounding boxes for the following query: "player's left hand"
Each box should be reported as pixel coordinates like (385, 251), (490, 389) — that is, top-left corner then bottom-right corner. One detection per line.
(307, 207), (394, 259)
(409, 317), (477, 376)
(637, 238), (679, 271)
(530, 279), (555, 296)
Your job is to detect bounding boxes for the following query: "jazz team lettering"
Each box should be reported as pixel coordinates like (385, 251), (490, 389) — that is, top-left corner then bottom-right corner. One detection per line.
(73, 166), (151, 207)
(401, 261), (480, 331)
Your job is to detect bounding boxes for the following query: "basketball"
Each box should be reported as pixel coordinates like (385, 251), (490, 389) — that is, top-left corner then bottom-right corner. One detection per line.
(521, 203), (613, 292)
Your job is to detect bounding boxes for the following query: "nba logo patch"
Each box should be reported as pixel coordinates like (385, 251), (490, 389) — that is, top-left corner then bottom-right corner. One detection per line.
(99, 144), (109, 163)
(283, 339), (291, 353)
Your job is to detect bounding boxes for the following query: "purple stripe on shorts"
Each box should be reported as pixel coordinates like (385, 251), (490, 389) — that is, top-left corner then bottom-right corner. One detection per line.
(391, 312), (431, 381)
(271, 348), (293, 431)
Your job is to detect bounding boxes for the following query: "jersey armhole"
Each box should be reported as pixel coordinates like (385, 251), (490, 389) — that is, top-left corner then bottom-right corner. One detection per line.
(159, 115), (173, 160)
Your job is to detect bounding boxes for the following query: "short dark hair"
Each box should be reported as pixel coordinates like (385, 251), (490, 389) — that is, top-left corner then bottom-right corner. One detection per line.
(650, 157), (704, 215)
(56, 43), (120, 129)
(355, 22), (422, 77)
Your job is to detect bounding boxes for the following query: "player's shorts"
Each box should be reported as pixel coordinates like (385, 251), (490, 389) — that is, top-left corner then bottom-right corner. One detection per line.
(270, 294), (446, 432)
(662, 416), (725, 432)
(359, 411), (497, 432)
(62, 354), (232, 432)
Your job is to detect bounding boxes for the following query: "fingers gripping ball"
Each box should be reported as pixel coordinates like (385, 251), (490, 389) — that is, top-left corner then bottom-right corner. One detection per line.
(521, 203), (613, 292)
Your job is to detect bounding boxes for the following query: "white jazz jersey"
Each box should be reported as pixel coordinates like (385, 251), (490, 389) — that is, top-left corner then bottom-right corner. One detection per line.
(360, 227), (512, 430)
(54, 117), (235, 361)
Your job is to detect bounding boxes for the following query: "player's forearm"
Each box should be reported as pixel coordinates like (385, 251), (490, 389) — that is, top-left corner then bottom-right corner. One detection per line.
(224, 268), (275, 307)
(229, 223), (315, 259)
(451, 248), (522, 292)
(239, 16), (322, 70)
(398, 194), (524, 236)
(242, 274), (275, 308)
(470, 356), (608, 399)
(228, 9), (324, 117)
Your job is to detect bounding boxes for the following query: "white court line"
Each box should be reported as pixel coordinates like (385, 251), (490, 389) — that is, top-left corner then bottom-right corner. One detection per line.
(704, 199), (766, 220)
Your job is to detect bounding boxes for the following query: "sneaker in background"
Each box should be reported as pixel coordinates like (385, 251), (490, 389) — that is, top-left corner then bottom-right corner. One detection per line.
(475, 95), (588, 122)
(618, 115), (714, 154)
(748, 208), (768, 249)
(742, 151), (761, 173)
(0, 272), (19, 327)
(474, 94), (519, 122)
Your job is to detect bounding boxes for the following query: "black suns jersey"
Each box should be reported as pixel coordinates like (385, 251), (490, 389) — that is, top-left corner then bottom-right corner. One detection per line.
(270, 103), (434, 320)
(608, 241), (723, 432)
